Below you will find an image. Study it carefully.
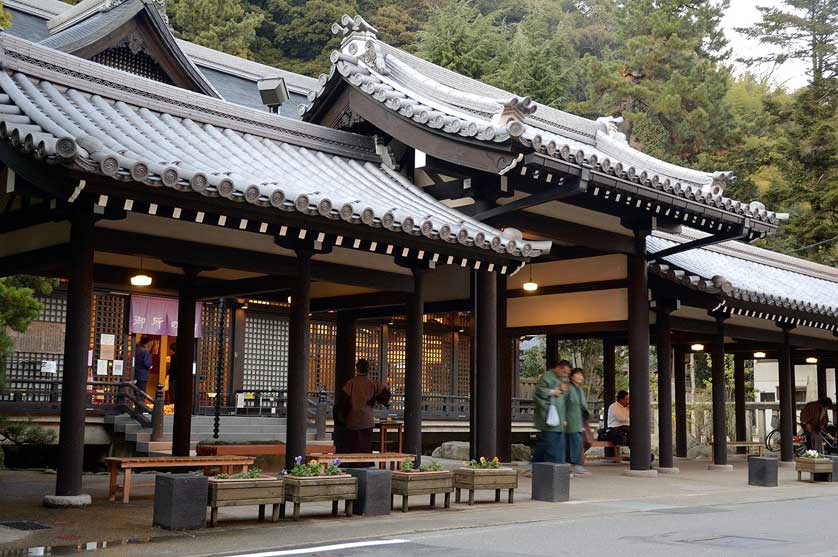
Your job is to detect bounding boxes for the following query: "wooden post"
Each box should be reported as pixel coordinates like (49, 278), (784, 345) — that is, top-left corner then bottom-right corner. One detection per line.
(285, 251), (311, 470)
(778, 325), (795, 462)
(710, 315), (728, 466)
(404, 268), (425, 466)
(546, 334), (559, 370)
(333, 312), (356, 453)
(734, 354), (747, 453)
(627, 230), (651, 471)
(674, 345), (688, 458)
(172, 268), (199, 457)
(496, 273), (512, 463)
(151, 384), (165, 442)
(656, 303), (674, 470)
(54, 208), (94, 498)
(602, 338), (616, 459)
(474, 270), (498, 460)
(817, 358), (827, 402)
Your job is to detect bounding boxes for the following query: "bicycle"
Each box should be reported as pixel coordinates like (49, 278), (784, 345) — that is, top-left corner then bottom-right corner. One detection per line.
(765, 428), (807, 456)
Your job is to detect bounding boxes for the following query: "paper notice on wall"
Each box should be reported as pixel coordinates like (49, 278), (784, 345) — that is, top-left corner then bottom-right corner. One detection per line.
(41, 360), (57, 374)
(112, 360), (124, 376)
(96, 359), (108, 376)
(100, 334), (116, 360)
(88, 350), (93, 367)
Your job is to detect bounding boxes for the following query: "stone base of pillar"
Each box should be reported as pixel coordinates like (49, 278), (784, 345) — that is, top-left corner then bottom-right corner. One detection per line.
(657, 467), (680, 474)
(43, 494), (92, 508)
(707, 464), (734, 472)
(622, 469), (658, 478)
(778, 460), (796, 468)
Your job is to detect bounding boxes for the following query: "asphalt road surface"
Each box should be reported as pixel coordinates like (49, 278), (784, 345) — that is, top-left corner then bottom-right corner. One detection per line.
(209, 495), (838, 557)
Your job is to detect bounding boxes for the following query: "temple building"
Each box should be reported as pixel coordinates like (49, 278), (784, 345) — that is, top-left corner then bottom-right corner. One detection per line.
(0, 0), (836, 506)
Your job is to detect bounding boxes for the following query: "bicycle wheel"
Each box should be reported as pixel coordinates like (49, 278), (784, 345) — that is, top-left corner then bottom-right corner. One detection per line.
(765, 429), (781, 452)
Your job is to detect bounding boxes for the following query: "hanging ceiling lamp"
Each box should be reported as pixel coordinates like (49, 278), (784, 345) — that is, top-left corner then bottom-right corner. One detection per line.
(130, 256), (152, 287)
(690, 343), (704, 352)
(806, 356), (818, 364)
(522, 264), (538, 292)
(753, 351), (766, 359)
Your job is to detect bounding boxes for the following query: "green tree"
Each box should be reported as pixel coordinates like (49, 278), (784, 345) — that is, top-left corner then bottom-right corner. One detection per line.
(0, 2), (11, 28)
(0, 276), (56, 390)
(168, 0), (264, 59)
(519, 335), (545, 378)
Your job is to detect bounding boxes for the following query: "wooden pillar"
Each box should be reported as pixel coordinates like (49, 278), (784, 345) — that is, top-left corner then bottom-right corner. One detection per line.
(54, 209), (94, 498)
(602, 339), (616, 409)
(834, 362), (838, 425)
(627, 232), (651, 471)
(674, 345), (687, 458)
(230, 306), (246, 394)
(333, 312), (356, 453)
(474, 270), (498, 460)
(285, 251), (311, 470)
(496, 273), (512, 463)
(546, 334), (559, 370)
(172, 268), (199, 456)
(778, 325), (795, 462)
(734, 354), (747, 453)
(656, 304), (674, 470)
(710, 315), (728, 466)
(816, 358), (827, 401)
(404, 268), (425, 466)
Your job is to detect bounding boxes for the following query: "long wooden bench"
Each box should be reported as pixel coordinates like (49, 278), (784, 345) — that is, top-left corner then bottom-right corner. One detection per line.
(309, 452), (415, 470)
(105, 456), (254, 503)
(706, 441), (764, 456)
(584, 440), (624, 463)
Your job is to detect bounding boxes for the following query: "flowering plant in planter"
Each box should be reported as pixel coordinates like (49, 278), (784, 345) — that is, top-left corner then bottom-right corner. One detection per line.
(215, 467), (267, 480)
(464, 456), (501, 469)
(803, 450), (826, 459)
(400, 458), (445, 472)
(285, 456), (342, 477)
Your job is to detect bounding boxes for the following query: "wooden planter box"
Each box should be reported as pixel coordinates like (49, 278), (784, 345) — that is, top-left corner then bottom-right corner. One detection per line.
(454, 467), (518, 505)
(796, 457), (834, 482)
(282, 475), (357, 520)
(207, 476), (284, 527)
(196, 443), (335, 472)
(391, 470), (454, 512)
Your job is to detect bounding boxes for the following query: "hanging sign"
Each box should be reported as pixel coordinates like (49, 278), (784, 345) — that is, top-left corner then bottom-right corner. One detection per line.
(129, 295), (203, 337)
(40, 360), (57, 374)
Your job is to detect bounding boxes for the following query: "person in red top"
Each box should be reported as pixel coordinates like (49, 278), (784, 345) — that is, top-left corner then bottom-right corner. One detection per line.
(335, 359), (391, 453)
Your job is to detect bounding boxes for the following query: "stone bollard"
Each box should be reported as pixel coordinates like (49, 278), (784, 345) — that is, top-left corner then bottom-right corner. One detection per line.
(531, 463), (571, 502)
(748, 456), (778, 487)
(153, 474), (208, 530)
(346, 468), (391, 516)
(151, 384), (165, 442)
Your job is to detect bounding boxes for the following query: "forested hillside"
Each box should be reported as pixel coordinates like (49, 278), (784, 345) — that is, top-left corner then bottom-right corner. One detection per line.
(163, 1), (838, 265)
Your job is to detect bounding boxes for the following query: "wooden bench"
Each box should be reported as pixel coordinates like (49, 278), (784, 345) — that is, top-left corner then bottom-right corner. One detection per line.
(105, 456), (254, 503)
(310, 452), (415, 470)
(706, 441), (764, 456)
(584, 440), (624, 463)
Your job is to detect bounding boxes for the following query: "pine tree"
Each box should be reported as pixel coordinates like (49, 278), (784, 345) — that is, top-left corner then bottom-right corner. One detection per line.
(168, 0), (264, 60)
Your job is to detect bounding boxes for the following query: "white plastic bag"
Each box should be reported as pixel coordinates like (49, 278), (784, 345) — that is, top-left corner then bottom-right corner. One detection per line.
(546, 400), (560, 427)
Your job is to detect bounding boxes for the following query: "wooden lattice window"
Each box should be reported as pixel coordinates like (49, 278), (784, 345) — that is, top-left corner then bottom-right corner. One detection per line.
(455, 335), (472, 396)
(308, 321), (336, 393)
(422, 333), (452, 395)
(356, 325), (381, 381)
(197, 304), (232, 408)
(91, 293), (128, 382)
(386, 328), (406, 392)
(242, 311), (288, 391)
(0, 351), (64, 402)
(92, 46), (174, 84)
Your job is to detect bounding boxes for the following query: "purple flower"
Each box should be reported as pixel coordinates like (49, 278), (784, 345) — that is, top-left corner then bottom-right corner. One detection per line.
(294, 455), (303, 465)
(333, 458), (342, 466)
(280, 469), (287, 475)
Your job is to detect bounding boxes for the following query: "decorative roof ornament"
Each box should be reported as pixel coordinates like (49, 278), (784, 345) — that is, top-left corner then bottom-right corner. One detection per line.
(595, 116), (627, 143)
(331, 14), (378, 38)
(490, 97), (536, 138)
(102, 0), (169, 26)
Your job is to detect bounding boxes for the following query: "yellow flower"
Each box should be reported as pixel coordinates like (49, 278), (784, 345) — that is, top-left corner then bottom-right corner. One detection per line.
(480, 456), (486, 463)
(309, 459), (318, 465)
(463, 461), (468, 466)
(492, 457), (499, 462)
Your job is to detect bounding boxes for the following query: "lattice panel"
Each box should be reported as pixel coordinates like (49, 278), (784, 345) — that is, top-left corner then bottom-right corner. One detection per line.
(309, 321), (336, 392)
(455, 335), (472, 396)
(0, 351), (65, 402)
(243, 311), (288, 391)
(386, 328), (406, 392)
(422, 333), (452, 395)
(356, 325), (381, 381)
(198, 304), (232, 407)
(91, 293), (128, 381)
(36, 294), (67, 323)
(92, 46), (174, 84)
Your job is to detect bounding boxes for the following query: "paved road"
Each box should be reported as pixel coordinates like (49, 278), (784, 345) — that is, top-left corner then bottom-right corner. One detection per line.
(207, 495), (838, 557)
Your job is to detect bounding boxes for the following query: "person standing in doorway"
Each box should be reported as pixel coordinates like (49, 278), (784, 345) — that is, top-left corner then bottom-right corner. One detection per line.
(566, 368), (591, 476)
(335, 359), (391, 453)
(532, 360), (571, 464)
(134, 336), (152, 395)
(166, 342), (178, 404)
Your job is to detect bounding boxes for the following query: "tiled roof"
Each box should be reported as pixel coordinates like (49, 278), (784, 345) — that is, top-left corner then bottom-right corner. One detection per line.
(0, 34), (550, 266)
(648, 231), (838, 328)
(302, 15), (785, 229)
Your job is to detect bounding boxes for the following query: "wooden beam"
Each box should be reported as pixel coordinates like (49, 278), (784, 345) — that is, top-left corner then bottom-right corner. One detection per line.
(486, 211), (636, 255)
(0, 143), (77, 201)
(310, 291), (406, 313)
(472, 170), (590, 222)
(507, 320), (627, 338)
(94, 229), (413, 292)
(0, 243), (70, 277)
(507, 279), (627, 299)
(193, 275), (298, 300)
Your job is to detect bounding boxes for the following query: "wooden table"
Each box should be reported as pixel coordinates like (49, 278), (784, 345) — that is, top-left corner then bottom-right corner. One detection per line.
(375, 421), (404, 453)
(310, 452), (415, 470)
(105, 456), (254, 503)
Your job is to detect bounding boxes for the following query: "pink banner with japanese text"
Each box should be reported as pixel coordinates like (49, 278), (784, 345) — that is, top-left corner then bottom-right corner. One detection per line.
(129, 295), (203, 337)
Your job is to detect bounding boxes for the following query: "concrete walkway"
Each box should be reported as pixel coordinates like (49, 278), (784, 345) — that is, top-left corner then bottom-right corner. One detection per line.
(0, 457), (835, 556)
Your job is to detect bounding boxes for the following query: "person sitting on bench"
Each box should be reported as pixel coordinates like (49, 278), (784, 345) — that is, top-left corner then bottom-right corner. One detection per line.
(605, 390), (630, 446)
